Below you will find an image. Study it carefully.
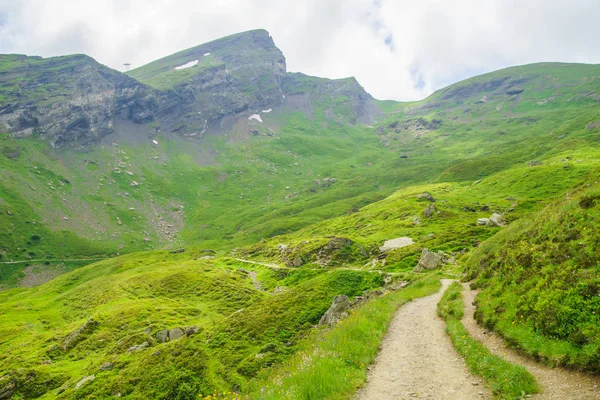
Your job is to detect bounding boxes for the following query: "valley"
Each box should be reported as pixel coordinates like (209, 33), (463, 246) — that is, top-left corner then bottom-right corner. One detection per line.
(0, 29), (599, 399)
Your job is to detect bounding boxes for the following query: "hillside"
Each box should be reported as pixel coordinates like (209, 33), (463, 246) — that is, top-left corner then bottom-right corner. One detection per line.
(1, 28), (600, 399)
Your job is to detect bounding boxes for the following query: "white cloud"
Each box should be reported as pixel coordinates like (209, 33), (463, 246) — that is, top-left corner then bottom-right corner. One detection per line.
(0, 0), (599, 100)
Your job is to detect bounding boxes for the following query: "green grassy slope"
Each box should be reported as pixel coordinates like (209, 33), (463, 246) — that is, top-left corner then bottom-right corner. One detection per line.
(465, 171), (600, 372)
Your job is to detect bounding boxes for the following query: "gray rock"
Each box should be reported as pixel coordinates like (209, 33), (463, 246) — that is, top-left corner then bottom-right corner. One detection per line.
(416, 192), (436, 202)
(127, 342), (149, 352)
(412, 217), (421, 225)
(168, 327), (185, 341)
(316, 237), (353, 265)
(413, 248), (442, 272)
(185, 326), (200, 336)
(477, 218), (490, 225)
(488, 213), (505, 226)
(288, 255), (303, 267)
(155, 329), (169, 343)
(379, 237), (414, 252)
(423, 203), (436, 218)
(528, 160), (543, 167)
(319, 295), (351, 326)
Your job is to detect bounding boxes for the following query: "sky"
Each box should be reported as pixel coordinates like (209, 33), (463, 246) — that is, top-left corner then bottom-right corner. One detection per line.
(1, 0), (599, 101)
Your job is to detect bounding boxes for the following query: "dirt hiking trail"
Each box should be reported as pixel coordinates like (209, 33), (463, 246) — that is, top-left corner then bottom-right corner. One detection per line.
(357, 279), (491, 400)
(462, 283), (600, 399)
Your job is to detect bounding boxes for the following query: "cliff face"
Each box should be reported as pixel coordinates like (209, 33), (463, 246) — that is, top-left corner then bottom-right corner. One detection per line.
(0, 29), (378, 147)
(0, 54), (157, 147)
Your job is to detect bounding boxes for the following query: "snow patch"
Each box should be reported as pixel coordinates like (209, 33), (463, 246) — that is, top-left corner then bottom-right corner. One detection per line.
(204, 52), (211, 56)
(174, 60), (198, 70)
(248, 114), (263, 123)
(262, 109), (272, 113)
(152, 140), (159, 145)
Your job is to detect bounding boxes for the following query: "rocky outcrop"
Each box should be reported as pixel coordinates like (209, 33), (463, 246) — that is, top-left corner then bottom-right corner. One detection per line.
(63, 318), (99, 350)
(413, 248), (442, 272)
(416, 192), (436, 202)
(423, 203), (437, 218)
(317, 237), (353, 265)
(319, 295), (351, 326)
(477, 213), (505, 227)
(0, 54), (157, 148)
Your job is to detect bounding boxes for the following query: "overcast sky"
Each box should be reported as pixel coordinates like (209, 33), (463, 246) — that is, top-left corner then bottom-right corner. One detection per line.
(1, 0), (599, 101)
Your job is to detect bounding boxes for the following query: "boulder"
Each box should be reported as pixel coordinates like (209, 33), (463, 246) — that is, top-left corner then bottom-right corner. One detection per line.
(286, 255), (303, 267)
(528, 160), (543, 167)
(423, 203), (436, 218)
(100, 362), (114, 371)
(416, 192), (436, 202)
(155, 329), (169, 343)
(319, 295), (351, 326)
(413, 248), (442, 272)
(185, 326), (200, 336)
(477, 218), (489, 226)
(488, 213), (505, 226)
(379, 237), (414, 252)
(168, 327), (185, 341)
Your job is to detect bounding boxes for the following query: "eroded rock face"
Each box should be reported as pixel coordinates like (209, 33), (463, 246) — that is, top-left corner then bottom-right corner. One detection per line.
(413, 248), (442, 272)
(0, 30), (379, 148)
(319, 295), (351, 326)
(0, 54), (157, 148)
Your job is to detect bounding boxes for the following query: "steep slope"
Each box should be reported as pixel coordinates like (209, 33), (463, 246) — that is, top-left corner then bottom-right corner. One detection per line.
(0, 54), (157, 148)
(465, 172), (600, 372)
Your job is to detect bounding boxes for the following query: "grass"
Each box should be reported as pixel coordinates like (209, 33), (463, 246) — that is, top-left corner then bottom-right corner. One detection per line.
(465, 175), (600, 372)
(244, 275), (442, 399)
(437, 281), (539, 399)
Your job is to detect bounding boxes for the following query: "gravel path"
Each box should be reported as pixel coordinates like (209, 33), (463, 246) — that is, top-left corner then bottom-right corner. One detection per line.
(462, 283), (600, 399)
(357, 279), (491, 400)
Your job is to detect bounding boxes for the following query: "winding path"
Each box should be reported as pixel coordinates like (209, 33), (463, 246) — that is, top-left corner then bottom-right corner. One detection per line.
(357, 279), (491, 400)
(461, 283), (600, 399)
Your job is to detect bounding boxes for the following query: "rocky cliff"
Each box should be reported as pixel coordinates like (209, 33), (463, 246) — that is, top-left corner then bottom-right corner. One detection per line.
(0, 29), (378, 147)
(0, 54), (157, 148)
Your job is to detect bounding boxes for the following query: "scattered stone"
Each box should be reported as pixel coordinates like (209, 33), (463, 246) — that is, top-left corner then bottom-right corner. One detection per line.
(154, 329), (169, 343)
(416, 192), (436, 202)
(379, 237), (414, 252)
(479, 205), (489, 212)
(413, 248), (442, 272)
(75, 375), (95, 390)
(185, 326), (200, 336)
(130, 180), (139, 186)
(412, 217), (421, 225)
(169, 248), (185, 254)
(319, 295), (351, 326)
(477, 218), (490, 226)
(423, 203), (436, 218)
(317, 237), (353, 265)
(488, 213), (505, 226)
(528, 160), (543, 167)
(421, 233), (436, 240)
(286, 255), (303, 267)
(127, 342), (149, 352)
(168, 327), (185, 341)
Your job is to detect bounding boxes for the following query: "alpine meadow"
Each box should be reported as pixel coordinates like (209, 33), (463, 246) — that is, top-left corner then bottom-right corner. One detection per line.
(1, 25), (599, 400)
